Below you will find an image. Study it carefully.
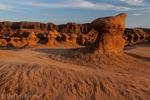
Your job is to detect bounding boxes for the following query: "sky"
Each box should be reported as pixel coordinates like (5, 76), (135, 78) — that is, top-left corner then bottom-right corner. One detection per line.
(0, 0), (150, 28)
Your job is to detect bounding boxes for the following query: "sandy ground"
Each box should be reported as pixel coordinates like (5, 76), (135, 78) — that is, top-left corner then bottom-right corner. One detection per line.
(0, 44), (150, 100)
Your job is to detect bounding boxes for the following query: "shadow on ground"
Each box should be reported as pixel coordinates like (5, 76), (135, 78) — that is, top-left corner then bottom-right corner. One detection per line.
(34, 47), (89, 55)
(125, 52), (150, 62)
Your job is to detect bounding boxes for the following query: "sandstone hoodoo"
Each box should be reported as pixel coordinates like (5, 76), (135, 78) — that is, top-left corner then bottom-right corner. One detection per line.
(127, 33), (134, 43)
(81, 34), (87, 45)
(70, 34), (77, 43)
(134, 33), (141, 42)
(46, 33), (56, 45)
(22, 32), (39, 47)
(61, 33), (70, 42)
(0, 39), (7, 47)
(90, 13), (127, 54)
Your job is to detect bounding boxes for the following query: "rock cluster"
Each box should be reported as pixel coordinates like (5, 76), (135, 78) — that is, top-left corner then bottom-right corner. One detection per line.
(90, 13), (127, 54)
(125, 28), (149, 43)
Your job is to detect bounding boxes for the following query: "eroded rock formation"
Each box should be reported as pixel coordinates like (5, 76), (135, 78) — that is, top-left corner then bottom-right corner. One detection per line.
(80, 34), (87, 45)
(90, 13), (127, 54)
(61, 33), (70, 42)
(0, 39), (7, 47)
(70, 34), (77, 43)
(22, 32), (39, 48)
(7, 37), (17, 47)
(134, 34), (140, 42)
(46, 31), (57, 45)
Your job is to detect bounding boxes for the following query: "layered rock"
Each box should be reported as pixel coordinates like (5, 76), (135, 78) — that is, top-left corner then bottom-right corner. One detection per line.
(90, 13), (127, 54)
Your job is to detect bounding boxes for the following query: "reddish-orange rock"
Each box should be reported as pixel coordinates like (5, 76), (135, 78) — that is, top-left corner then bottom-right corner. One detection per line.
(61, 33), (70, 42)
(22, 32), (39, 47)
(90, 13), (127, 54)
(7, 37), (17, 47)
(134, 33), (141, 42)
(0, 39), (7, 47)
(80, 34), (87, 45)
(70, 34), (77, 43)
(46, 32), (57, 45)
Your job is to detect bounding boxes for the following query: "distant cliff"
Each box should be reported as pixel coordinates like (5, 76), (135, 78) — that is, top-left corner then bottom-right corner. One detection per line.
(0, 21), (149, 37)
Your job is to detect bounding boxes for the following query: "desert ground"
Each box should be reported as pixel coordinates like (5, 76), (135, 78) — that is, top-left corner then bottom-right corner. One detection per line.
(0, 42), (150, 100)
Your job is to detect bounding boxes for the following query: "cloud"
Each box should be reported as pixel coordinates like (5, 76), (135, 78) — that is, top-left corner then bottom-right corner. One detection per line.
(0, 3), (14, 10)
(17, 0), (137, 11)
(143, 10), (150, 12)
(119, 0), (147, 6)
(132, 13), (143, 16)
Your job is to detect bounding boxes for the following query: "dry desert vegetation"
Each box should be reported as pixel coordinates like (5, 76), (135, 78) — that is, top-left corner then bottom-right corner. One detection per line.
(0, 13), (150, 100)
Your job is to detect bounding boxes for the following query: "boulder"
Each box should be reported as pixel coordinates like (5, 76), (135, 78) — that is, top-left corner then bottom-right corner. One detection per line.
(90, 13), (127, 54)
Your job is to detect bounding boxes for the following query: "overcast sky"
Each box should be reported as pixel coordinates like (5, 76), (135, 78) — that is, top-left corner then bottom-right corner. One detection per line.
(0, 0), (150, 28)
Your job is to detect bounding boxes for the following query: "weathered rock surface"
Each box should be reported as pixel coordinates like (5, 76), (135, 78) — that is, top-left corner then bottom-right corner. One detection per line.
(90, 13), (127, 54)
(70, 34), (77, 43)
(0, 39), (7, 47)
(22, 32), (39, 48)
(46, 31), (58, 45)
(0, 21), (149, 46)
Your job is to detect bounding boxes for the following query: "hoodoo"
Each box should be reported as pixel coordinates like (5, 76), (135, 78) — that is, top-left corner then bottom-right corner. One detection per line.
(90, 13), (127, 54)
(22, 32), (39, 48)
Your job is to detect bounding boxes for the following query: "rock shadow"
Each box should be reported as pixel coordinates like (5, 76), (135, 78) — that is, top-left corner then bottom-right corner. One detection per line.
(125, 52), (150, 62)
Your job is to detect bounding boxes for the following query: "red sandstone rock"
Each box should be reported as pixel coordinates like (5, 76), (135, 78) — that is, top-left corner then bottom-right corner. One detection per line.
(20, 37), (28, 45)
(61, 33), (70, 42)
(70, 34), (77, 43)
(7, 37), (17, 47)
(22, 32), (39, 48)
(46, 32), (57, 45)
(0, 39), (7, 47)
(90, 13), (127, 54)
(80, 34), (87, 45)
(134, 33), (141, 42)
(140, 34), (146, 41)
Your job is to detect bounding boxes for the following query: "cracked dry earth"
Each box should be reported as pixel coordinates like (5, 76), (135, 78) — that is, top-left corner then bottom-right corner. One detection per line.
(0, 44), (150, 100)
